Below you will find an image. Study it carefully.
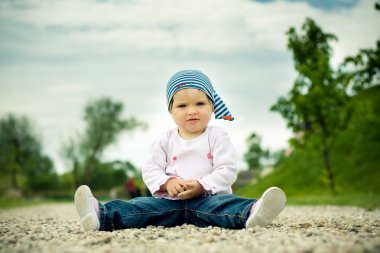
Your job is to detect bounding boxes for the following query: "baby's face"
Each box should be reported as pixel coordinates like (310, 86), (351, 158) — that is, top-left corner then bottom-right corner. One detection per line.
(170, 88), (213, 139)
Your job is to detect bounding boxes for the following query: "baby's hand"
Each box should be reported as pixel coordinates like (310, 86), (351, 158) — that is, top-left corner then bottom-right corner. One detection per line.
(178, 180), (203, 200)
(165, 178), (186, 198)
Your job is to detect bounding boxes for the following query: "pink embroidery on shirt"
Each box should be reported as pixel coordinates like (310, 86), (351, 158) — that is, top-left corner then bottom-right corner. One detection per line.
(169, 156), (177, 166)
(207, 152), (213, 159)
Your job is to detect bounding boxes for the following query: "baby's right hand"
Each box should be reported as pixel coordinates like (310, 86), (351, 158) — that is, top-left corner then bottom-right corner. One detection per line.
(165, 178), (186, 198)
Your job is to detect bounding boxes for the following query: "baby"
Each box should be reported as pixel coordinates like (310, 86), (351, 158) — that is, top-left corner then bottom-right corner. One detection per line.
(75, 70), (286, 231)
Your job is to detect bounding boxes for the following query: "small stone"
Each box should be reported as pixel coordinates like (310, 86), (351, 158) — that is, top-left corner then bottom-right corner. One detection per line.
(203, 236), (214, 243)
(349, 227), (359, 233)
(306, 228), (319, 237)
(300, 223), (312, 229)
(101, 236), (112, 244)
(5, 237), (17, 244)
(316, 222), (325, 227)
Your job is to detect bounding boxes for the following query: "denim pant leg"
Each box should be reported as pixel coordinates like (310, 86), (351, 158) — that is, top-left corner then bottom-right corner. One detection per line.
(98, 197), (186, 231)
(186, 194), (256, 229)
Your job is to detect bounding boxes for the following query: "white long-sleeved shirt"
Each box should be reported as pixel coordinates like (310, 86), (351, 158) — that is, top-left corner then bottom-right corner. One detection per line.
(142, 126), (237, 199)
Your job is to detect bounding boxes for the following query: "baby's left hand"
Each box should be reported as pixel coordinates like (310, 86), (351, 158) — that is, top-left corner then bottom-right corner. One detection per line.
(178, 180), (203, 200)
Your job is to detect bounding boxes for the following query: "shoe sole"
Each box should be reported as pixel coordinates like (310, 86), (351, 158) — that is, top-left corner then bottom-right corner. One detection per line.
(74, 185), (100, 231)
(246, 187), (286, 228)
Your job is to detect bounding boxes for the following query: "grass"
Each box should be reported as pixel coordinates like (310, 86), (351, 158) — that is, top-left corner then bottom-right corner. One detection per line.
(286, 193), (380, 211)
(0, 196), (77, 209)
(237, 183), (380, 211)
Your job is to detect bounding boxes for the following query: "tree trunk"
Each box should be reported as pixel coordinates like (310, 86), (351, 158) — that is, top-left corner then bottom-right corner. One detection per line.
(72, 159), (80, 189)
(10, 167), (18, 190)
(82, 133), (104, 186)
(83, 156), (96, 186)
(321, 124), (336, 194)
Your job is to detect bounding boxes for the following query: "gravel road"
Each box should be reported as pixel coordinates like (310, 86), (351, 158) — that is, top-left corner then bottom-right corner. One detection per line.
(0, 203), (379, 253)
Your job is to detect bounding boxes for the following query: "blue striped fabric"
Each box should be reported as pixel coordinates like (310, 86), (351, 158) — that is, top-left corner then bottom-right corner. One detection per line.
(166, 70), (234, 121)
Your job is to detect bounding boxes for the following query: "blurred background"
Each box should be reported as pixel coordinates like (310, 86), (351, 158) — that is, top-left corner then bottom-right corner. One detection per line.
(0, 0), (379, 208)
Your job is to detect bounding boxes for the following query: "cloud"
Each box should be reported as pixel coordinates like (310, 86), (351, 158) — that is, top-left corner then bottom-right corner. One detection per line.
(1, 0), (377, 61)
(251, 0), (359, 10)
(0, 0), (300, 57)
(46, 83), (91, 94)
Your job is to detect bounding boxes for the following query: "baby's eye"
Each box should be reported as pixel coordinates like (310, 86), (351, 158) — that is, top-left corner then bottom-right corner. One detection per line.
(197, 102), (206, 106)
(177, 104), (186, 108)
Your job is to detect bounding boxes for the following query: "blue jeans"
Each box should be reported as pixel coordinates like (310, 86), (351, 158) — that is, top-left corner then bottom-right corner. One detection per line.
(98, 194), (256, 231)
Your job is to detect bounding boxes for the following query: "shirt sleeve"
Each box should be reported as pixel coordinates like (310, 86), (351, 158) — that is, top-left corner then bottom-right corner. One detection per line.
(197, 128), (237, 195)
(141, 132), (173, 197)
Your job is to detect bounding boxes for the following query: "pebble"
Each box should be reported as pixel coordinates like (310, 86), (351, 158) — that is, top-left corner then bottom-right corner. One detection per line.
(0, 204), (379, 253)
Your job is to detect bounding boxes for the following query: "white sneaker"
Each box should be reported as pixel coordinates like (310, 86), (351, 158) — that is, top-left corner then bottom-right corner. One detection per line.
(245, 187), (286, 228)
(74, 185), (100, 231)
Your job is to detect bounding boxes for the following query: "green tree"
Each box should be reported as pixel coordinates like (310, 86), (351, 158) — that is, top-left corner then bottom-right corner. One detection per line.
(0, 114), (55, 194)
(343, 41), (380, 92)
(90, 163), (126, 190)
(90, 161), (138, 191)
(23, 155), (58, 193)
(244, 133), (269, 170)
(62, 97), (146, 188)
(342, 4), (379, 92)
(271, 18), (349, 193)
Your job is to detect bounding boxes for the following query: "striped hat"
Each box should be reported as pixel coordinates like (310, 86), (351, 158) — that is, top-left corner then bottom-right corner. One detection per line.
(166, 70), (234, 121)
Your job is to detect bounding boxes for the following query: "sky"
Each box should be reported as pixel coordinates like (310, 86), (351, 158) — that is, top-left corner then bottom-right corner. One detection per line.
(0, 0), (379, 174)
